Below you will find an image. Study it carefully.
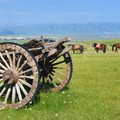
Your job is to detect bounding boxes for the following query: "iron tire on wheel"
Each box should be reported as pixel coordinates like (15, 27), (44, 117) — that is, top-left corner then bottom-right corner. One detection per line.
(0, 42), (40, 109)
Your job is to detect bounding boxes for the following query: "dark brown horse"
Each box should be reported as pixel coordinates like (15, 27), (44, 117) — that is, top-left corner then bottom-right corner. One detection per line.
(68, 44), (84, 53)
(92, 43), (107, 53)
(112, 43), (120, 53)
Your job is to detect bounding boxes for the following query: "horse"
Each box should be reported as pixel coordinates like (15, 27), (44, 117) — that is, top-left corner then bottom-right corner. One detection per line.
(68, 44), (84, 54)
(92, 43), (107, 53)
(112, 43), (120, 53)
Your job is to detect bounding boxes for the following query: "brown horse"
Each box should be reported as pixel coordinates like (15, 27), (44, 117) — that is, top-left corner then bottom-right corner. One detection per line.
(112, 43), (120, 53)
(92, 43), (106, 53)
(68, 44), (84, 53)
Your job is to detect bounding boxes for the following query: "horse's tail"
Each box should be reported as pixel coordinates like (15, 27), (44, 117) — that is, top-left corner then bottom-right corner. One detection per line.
(80, 46), (84, 53)
(112, 44), (115, 51)
(103, 45), (107, 53)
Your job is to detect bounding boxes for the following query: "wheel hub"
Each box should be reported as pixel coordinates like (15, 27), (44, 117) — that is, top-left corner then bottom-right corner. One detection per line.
(44, 62), (53, 75)
(3, 69), (19, 84)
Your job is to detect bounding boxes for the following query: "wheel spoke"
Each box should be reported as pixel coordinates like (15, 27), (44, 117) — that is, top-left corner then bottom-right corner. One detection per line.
(0, 87), (6, 96)
(54, 75), (62, 83)
(19, 68), (32, 75)
(13, 51), (16, 67)
(15, 83), (22, 102)
(0, 52), (10, 69)
(0, 82), (4, 87)
(50, 72), (54, 76)
(0, 63), (8, 70)
(19, 75), (34, 80)
(5, 50), (13, 68)
(53, 66), (65, 69)
(17, 81), (28, 95)
(54, 71), (66, 77)
(4, 87), (11, 103)
(0, 74), (3, 77)
(0, 69), (4, 73)
(19, 79), (32, 88)
(49, 74), (53, 81)
(53, 83), (57, 87)
(52, 60), (65, 66)
(49, 75), (57, 88)
(51, 80), (57, 88)
(12, 86), (16, 103)
(18, 60), (28, 72)
(50, 56), (61, 63)
(16, 55), (22, 70)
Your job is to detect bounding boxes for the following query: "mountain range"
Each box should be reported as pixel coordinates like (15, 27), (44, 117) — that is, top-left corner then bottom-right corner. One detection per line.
(0, 23), (120, 40)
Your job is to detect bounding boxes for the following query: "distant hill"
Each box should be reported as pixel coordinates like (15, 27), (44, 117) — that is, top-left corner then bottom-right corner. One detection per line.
(0, 23), (120, 40)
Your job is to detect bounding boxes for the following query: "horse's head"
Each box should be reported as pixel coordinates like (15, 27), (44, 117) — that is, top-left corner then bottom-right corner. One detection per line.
(92, 43), (97, 47)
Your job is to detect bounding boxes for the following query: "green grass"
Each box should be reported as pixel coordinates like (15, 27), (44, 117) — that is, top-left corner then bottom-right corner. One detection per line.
(1, 40), (120, 120)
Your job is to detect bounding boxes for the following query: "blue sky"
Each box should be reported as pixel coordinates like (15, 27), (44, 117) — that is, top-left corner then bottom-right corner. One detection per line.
(0, 0), (120, 26)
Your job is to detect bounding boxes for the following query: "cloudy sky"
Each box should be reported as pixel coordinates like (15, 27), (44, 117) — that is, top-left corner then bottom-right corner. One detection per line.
(0, 0), (120, 26)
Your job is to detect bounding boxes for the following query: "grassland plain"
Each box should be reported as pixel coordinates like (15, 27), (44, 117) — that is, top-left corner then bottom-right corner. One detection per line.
(0, 39), (120, 120)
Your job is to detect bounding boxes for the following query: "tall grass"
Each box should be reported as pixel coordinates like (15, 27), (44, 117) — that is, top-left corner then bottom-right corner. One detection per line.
(0, 40), (120, 120)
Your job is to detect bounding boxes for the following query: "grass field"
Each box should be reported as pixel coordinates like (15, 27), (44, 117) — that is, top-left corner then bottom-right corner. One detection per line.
(0, 39), (120, 120)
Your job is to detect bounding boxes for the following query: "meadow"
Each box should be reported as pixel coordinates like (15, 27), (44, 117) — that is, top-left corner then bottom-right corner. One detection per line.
(0, 39), (120, 120)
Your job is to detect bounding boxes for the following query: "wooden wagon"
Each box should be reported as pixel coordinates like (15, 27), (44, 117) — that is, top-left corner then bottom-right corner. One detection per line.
(0, 37), (73, 109)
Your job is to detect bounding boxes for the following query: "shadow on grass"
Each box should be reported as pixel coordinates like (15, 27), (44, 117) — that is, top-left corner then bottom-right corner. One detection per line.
(60, 86), (70, 92)
(25, 86), (70, 108)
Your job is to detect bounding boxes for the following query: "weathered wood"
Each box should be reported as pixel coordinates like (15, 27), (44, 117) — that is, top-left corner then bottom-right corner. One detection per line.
(0, 37), (73, 109)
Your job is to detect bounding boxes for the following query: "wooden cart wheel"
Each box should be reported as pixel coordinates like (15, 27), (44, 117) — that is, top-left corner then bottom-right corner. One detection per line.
(40, 52), (73, 92)
(0, 43), (40, 109)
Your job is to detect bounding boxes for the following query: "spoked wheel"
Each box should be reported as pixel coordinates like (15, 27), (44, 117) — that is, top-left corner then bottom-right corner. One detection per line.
(40, 52), (73, 92)
(0, 43), (40, 109)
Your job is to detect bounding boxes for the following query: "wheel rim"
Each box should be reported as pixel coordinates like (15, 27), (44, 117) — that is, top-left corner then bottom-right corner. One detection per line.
(40, 52), (72, 91)
(0, 43), (39, 109)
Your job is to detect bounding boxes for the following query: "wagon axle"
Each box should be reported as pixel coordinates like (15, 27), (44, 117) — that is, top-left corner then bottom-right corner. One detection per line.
(40, 61), (53, 76)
